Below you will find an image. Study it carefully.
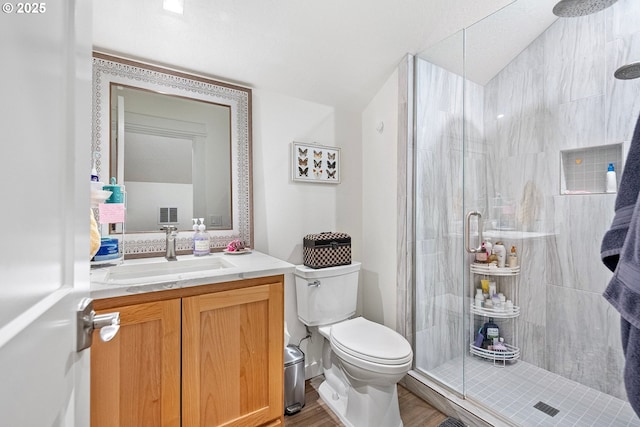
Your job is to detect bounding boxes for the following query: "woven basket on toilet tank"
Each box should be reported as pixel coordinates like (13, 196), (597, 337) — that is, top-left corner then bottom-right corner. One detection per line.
(303, 232), (351, 269)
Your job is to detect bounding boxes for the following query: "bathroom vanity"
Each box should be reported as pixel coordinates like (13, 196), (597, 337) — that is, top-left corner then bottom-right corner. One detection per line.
(89, 251), (293, 427)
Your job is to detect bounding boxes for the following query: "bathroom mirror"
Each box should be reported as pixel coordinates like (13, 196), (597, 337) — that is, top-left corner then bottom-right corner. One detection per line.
(92, 53), (253, 256)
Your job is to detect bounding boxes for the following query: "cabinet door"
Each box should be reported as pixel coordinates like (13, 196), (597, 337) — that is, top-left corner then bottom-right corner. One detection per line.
(182, 282), (284, 427)
(91, 299), (181, 427)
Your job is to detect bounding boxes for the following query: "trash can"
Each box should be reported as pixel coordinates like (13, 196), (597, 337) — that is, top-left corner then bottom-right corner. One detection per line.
(284, 345), (305, 415)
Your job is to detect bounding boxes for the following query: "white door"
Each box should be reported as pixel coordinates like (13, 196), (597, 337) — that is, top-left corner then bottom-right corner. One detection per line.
(0, 1), (93, 426)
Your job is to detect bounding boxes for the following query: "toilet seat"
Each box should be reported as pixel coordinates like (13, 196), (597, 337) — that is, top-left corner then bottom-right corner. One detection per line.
(329, 317), (412, 374)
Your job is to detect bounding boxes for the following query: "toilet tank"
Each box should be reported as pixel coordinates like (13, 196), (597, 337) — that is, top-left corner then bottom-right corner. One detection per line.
(294, 262), (361, 326)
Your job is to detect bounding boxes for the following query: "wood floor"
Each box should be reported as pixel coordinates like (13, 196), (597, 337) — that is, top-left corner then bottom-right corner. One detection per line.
(284, 376), (448, 427)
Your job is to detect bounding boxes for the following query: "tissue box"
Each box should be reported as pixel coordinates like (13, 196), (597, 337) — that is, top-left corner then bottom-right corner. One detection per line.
(303, 232), (351, 269)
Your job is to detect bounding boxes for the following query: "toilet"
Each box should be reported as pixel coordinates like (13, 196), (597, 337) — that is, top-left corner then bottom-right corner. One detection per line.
(294, 262), (413, 427)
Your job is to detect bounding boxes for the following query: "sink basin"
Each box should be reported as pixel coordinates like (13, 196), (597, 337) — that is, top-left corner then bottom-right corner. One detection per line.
(104, 256), (236, 284)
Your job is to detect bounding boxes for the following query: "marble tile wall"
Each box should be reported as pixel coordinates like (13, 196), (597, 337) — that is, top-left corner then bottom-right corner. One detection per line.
(414, 0), (640, 401)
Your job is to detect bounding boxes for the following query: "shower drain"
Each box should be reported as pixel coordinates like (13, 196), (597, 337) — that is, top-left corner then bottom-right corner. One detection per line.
(534, 401), (560, 417)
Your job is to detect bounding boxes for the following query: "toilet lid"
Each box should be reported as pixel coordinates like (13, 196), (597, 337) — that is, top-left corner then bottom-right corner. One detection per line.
(330, 317), (412, 365)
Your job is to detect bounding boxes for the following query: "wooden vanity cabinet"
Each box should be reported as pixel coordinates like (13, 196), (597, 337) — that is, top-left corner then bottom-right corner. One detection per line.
(90, 298), (181, 427)
(91, 275), (284, 427)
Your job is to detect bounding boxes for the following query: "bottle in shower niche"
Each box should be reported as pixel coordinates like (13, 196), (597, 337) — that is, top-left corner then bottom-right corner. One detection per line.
(606, 163), (617, 193)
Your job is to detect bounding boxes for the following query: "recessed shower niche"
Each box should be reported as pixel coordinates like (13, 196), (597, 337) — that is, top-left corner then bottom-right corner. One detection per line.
(560, 143), (623, 195)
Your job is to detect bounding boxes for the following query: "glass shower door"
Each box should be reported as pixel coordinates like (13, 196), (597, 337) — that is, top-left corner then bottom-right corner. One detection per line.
(412, 29), (468, 396)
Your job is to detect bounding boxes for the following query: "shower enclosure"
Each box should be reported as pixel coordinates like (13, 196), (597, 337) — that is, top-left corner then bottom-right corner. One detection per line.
(410, 0), (640, 425)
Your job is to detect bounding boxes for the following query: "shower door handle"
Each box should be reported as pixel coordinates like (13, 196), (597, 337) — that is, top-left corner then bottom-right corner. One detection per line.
(465, 211), (483, 253)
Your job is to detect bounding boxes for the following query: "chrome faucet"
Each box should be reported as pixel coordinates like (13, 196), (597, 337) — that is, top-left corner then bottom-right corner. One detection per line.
(163, 225), (178, 261)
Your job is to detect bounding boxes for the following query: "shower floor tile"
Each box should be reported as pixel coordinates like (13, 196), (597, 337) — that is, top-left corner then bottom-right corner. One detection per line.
(427, 357), (640, 426)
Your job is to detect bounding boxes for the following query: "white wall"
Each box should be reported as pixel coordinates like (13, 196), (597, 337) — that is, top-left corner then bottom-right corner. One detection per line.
(251, 88), (363, 376)
(361, 68), (400, 329)
(249, 64), (400, 378)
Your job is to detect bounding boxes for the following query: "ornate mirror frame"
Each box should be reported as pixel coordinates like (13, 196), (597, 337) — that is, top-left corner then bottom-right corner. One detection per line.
(92, 52), (253, 257)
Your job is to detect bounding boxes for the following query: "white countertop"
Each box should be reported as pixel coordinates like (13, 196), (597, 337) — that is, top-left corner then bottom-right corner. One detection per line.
(90, 250), (294, 300)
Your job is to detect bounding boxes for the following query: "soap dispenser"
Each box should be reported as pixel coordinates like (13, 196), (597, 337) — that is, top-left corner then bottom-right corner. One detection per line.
(193, 218), (210, 256)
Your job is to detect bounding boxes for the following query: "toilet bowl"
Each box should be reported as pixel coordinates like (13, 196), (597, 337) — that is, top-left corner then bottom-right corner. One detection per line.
(319, 317), (412, 427)
(294, 263), (413, 427)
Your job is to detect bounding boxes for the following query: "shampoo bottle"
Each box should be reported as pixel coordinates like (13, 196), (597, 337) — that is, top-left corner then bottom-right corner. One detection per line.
(483, 318), (500, 349)
(606, 163), (617, 193)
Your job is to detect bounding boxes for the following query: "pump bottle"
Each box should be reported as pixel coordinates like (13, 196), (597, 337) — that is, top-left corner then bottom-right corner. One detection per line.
(193, 218), (210, 256)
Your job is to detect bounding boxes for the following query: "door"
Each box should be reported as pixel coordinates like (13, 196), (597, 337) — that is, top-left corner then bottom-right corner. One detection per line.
(0, 1), (92, 425)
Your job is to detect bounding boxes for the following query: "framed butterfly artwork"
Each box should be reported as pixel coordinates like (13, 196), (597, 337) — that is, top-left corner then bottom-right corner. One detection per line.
(292, 142), (341, 184)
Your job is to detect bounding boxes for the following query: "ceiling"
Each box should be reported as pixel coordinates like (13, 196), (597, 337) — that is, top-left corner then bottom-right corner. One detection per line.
(93, 0), (559, 111)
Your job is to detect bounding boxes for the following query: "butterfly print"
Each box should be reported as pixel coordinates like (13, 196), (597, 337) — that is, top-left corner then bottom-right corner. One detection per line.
(314, 150), (323, 159)
(327, 152), (336, 160)
(298, 147), (308, 157)
(298, 157), (308, 166)
(327, 161), (336, 169)
(298, 166), (308, 177)
(313, 168), (323, 176)
(314, 159), (322, 168)
(327, 170), (336, 179)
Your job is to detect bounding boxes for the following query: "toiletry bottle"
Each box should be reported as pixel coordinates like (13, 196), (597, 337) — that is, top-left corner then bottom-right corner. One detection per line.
(484, 238), (493, 256)
(505, 299), (513, 313)
(483, 318), (500, 348)
(91, 166), (99, 182)
(491, 294), (501, 310)
(493, 337), (507, 352)
(192, 219), (197, 254)
(508, 245), (518, 268)
(493, 241), (506, 267)
(193, 219), (210, 256)
(481, 279), (490, 296)
(606, 163), (617, 193)
(474, 327), (485, 348)
(475, 243), (488, 263)
(498, 294), (506, 311)
(475, 289), (484, 308)
(191, 218), (198, 255)
(489, 281), (497, 298)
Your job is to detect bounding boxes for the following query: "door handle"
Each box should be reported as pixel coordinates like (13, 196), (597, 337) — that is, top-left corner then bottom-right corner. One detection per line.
(76, 297), (120, 352)
(465, 211), (483, 254)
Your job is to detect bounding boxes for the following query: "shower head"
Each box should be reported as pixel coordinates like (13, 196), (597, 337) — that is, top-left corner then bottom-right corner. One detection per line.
(552, 0), (618, 17)
(614, 62), (640, 80)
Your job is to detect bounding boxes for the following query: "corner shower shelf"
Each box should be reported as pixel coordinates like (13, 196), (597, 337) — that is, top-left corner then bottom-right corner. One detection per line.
(470, 264), (519, 276)
(469, 343), (520, 365)
(470, 263), (521, 365)
(471, 305), (520, 319)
